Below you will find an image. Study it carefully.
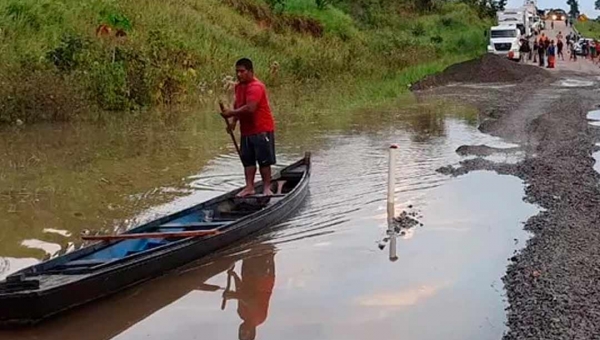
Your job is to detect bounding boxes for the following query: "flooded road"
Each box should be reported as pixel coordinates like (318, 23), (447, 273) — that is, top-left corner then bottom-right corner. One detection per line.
(0, 100), (538, 340)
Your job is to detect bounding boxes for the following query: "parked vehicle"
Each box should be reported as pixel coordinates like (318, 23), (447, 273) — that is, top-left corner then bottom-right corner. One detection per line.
(574, 38), (595, 56)
(548, 9), (567, 21)
(498, 8), (531, 37)
(487, 25), (523, 61)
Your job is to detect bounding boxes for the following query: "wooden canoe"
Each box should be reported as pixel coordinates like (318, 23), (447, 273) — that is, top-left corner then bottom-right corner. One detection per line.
(0, 152), (311, 327)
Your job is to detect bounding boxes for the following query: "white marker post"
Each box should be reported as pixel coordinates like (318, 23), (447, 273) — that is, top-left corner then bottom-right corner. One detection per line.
(388, 144), (399, 262)
(389, 231), (398, 262)
(387, 144), (398, 231)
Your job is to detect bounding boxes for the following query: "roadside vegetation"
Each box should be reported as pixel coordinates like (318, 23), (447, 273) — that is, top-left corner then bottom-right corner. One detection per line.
(0, 0), (493, 124)
(575, 20), (600, 39)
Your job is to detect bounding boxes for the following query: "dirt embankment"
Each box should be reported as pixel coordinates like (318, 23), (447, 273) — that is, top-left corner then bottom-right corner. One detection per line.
(414, 50), (600, 339)
(410, 54), (554, 91)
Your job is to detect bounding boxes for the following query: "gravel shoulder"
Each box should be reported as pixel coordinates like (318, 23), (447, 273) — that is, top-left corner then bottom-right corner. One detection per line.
(412, 21), (600, 339)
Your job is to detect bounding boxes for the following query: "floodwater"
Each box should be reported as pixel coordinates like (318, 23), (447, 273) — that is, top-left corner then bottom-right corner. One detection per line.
(0, 100), (538, 340)
(555, 78), (595, 88)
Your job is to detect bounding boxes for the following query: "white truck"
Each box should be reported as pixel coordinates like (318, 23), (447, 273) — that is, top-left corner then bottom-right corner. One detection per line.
(531, 15), (543, 33)
(487, 24), (523, 61)
(523, 1), (542, 34)
(497, 8), (531, 37)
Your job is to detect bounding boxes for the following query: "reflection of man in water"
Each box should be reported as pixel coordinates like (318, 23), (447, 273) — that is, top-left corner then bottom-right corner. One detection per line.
(223, 245), (275, 340)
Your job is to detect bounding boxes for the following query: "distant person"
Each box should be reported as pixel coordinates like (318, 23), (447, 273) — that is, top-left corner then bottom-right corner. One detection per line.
(538, 38), (546, 66)
(547, 40), (556, 68)
(551, 21), (554, 30)
(544, 36), (551, 64)
(533, 40), (539, 63)
(556, 31), (563, 41)
(519, 38), (531, 63)
(570, 41), (577, 61)
(557, 38), (564, 60)
(221, 58), (277, 197)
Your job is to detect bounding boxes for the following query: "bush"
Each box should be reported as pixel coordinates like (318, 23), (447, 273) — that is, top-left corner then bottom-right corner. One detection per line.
(315, 0), (330, 10)
(439, 17), (454, 27)
(46, 33), (86, 72)
(265, 0), (286, 13)
(4, 1), (40, 30)
(430, 35), (443, 44)
(0, 68), (84, 123)
(88, 61), (129, 111)
(284, 0), (356, 38)
(412, 22), (426, 36)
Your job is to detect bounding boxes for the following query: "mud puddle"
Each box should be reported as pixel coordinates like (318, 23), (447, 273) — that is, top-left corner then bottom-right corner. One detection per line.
(555, 78), (595, 88)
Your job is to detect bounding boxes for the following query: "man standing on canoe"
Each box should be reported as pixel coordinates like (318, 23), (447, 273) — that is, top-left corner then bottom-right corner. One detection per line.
(221, 58), (276, 197)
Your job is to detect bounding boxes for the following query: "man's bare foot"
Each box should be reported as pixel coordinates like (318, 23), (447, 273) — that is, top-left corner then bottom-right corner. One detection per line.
(263, 188), (274, 196)
(236, 187), (255, 197)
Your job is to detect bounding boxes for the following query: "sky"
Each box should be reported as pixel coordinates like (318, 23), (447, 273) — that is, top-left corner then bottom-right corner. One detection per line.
(507, 0), (599, 17)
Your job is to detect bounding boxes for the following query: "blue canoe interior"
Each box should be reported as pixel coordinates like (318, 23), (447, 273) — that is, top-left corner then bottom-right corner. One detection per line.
(2, 153), (310, 283)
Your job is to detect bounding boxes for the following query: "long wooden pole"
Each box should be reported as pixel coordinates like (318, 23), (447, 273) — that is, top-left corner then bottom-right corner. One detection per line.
(221, 269), (233, 310)
(219, 101), (242, 159)
(82, 229), (219, 241)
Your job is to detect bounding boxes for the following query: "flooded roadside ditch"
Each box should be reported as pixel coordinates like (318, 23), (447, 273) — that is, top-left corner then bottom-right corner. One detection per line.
(0, 99), (539, 340)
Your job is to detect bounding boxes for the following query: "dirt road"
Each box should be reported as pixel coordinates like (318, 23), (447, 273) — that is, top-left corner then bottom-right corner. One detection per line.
(416, 20), (600, 339)
(528, 20), (600, 75)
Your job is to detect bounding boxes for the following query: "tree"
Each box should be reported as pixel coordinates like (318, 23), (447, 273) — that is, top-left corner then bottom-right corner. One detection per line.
(412, 0), (436, 12)
(596, 0), (600, 11)
(567, 0), (579, 18)
(497, 0), (507, 11)
(460, 0), (501, 18)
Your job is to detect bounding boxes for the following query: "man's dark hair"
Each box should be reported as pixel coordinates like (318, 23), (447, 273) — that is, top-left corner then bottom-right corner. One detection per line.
(236, 58), (254, 71)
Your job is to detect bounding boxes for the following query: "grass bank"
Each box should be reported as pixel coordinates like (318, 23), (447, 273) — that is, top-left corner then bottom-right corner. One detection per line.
(0, 0), (491, 124)
(575, 20), (600, 39)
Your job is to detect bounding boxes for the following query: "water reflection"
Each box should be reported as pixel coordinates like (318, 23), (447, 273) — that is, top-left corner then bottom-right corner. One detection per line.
(404, 110), (447, 142)
(223, 244), (276, 340)
(0, 242), (273, 340)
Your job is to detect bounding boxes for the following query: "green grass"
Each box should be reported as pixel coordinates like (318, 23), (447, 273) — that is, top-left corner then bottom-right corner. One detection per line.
(0, 0), (492, 124)
(575, 20), (600, 40)
(284, 0), (360, 39)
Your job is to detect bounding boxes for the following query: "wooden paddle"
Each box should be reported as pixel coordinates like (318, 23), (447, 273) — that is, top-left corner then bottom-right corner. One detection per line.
(221, 267), (234, 310)
(219, 101), (242, 159)
(81, 229), (220, 241)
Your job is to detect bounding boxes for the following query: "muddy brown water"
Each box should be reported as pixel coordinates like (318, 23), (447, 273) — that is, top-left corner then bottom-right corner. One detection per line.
(0, 102), (538, 340)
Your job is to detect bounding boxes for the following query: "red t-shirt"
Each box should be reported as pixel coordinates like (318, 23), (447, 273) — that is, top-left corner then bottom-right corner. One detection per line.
(237, 276), (274, 326)
(234, 78), (275, 136)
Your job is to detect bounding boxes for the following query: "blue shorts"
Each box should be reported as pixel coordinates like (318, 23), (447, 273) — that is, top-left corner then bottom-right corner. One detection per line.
(240, 131), (276, 168)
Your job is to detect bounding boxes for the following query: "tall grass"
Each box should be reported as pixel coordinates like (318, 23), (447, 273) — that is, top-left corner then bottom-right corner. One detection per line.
(0, 0), (491, 124)
(575, 21), (600, 40)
